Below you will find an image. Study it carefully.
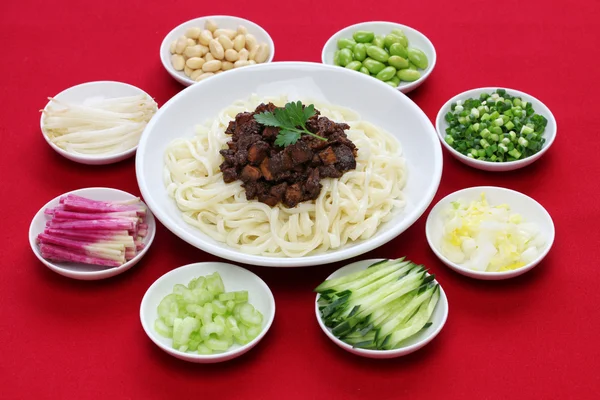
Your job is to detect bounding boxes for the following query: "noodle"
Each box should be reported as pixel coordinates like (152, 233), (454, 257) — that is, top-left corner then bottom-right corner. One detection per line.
(164, 94), (407, 257)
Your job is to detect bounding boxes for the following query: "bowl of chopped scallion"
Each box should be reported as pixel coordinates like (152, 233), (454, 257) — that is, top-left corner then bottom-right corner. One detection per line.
(435, 88), (556, 171)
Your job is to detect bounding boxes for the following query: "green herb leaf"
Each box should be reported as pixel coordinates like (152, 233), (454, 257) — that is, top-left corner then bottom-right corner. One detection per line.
(253, 101), (327, 147)
(274, 130), (301, 147)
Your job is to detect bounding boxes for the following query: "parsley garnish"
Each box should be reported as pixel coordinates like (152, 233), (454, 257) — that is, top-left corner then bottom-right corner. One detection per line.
(254, 101), (328, 147)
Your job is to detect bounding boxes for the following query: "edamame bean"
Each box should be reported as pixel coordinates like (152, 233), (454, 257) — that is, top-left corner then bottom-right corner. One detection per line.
(338, 48), (354, 67)
(389, 43), (408, 58)
(352, 30), (375, 43)
(408, 48), (429, 69)
(366, 46), (389, 63)
(385, 80), (398, 88)
(397, 69), (421, 82)
(333, 50), (341, 66)
(384, 34), (403, 49)
(372, 35), (385, 48)
(353, 43), (367, 61)
(408, 62), (418, 70)
(345, 61), (362, 71)
(337, 37), (356, 50)
(363, 58), (386, 74)
(359, 66), (370, 75)
(376, 66), (397, 81)
(391, 29), (408, 46)
(387, 55), (409, 70)
(389, 76), (400, 86)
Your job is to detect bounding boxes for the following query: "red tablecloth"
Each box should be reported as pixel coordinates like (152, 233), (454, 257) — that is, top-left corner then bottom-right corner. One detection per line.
(2, 1), (599, 399)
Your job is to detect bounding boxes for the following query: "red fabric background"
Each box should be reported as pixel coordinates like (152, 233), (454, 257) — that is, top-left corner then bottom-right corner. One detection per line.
(1, 0), (599, 399)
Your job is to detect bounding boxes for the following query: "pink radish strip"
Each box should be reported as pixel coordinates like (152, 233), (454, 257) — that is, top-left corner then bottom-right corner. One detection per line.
(45, 228), (130, 240)
(47, 219), (135, 231)
(138, 229), (148, 237)
(61, 195), (146, 214)
(53, 209), (138, 220)
(39, 244), (122, 268)
(139, 223), (148, 229)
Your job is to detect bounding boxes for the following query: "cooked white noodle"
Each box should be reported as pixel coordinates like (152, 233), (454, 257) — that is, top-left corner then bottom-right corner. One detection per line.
(164, 95), (407, 257)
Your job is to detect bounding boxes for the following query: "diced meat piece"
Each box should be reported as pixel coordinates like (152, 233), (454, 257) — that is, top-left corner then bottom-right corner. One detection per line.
(318, 147), (337, 165)
(240, 165), (262, 183)
(225, 121), (236, 135)
(237, 134), (262, 151)
(226, 141), (237, 151)
(284, 183), (303, 208)
(334, 145), (356, 171)
(268, 153), (286, 177)
(259, 182), (287, 207)
(317, 118), (337, 135)
(310, 154), (321, 167)
(305, 114), (321, 132)
(234, 112), (254, 126)
(260, 158), (274, 181)
(234, 149), (248, 166)
(304, 168), (321, 200)
(286, 141), (313, 165)
(262, 126), (279, 141)
(254, 102), (277, 114)
(319, 165), (343, 178)
(235, 119), (261, 137)
(281, 152), (293, 170)
(243, 182), (258, 199)
(305, 135), (330, 150)
(222, 168), (238, 183)
(247, 141), (269, 165)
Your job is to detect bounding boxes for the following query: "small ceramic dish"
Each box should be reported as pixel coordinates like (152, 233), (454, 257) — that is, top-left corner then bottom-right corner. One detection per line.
(321, 21), (436, 94)
(40, 81), (156, 165)
(435, 87), (557, 171)
(140, 262), (275, 363)
(315, 258), (448, 358)
(425, 186), (555, 280)
(160, 15), (275, 86)
(28, 187), (156, 280)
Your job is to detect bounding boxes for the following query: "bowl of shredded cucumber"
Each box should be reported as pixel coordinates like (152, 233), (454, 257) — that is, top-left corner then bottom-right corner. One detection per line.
(426, 186), (555, 280)
(435, 87), (556, 172)
(140, 262), (275, 363)
(315, 258), (448, 358)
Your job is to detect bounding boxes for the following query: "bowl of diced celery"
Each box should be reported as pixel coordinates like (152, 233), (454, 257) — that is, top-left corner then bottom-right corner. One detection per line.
(140, 262), (275, 363)
(321, 21), (436, 93)
(435, 87), (557, 171)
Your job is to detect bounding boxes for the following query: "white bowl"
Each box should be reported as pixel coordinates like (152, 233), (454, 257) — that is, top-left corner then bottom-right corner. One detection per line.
(28, 187), (156, 280)
(140, 262), (275, 363)
(136, 62), (443, 267)
(160, 15), (275, 87)
(425, 186), (555, 280)
(435, 87), (557, 172)
(40, 81), (156, 165)
(315, 258), (448, 358)
(321, 21), (436, 94)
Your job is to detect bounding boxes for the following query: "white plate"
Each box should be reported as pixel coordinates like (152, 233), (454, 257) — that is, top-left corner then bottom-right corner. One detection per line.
(321, 21), (436, 94)
(160, 15), (275, 86)
(28, 187), (156, 280)
(315, 258), (448, 358)
(140, 262), (275, 363)
(425, 186), (555, 280)
(40, 81), (156, 165)
(435, 87), (557, 171)
(135, 62), (443, 267)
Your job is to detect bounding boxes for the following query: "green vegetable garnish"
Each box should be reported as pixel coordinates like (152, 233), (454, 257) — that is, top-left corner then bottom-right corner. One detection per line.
(254, 101), (327, 147)
(444, 89), (548, 162)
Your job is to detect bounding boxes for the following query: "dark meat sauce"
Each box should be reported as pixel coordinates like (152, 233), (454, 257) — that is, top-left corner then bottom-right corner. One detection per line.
(219, 103), (358, 208)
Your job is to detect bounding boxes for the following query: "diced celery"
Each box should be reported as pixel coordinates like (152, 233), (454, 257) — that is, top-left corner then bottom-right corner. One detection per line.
(200, 321), (225, 340)
(173, 284), (188, 296)
(157, 294), (179, 327)
(206, 272), (225, 295)
(246, 325), (262, 341)
(239, 303), (263, 327)
(205, 338), (230, 352)
(226, 300), (236, 312)
(212, 300), (227, 315)
(234, 291), (249, 303)
(197, 344), (212, 355)
(218, 292), (235, 302)
(154, 319), (173, 338)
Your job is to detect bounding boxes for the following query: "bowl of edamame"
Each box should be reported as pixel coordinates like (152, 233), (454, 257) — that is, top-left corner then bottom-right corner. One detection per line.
(321, 22), (436, 94)
(435, 87), (557, 172)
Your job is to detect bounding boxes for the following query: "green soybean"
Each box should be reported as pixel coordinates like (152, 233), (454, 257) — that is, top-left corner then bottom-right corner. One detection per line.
(389, 76), (401, 86)
(337, 38), (356, 50)
(363, 58), (386, 74)
(376, 66), (397, 81)
(385, 80), (398, 88)
(366, 46), (389, 63)
(407, 48), (428, 69)
(384, 34), (403, 49)
(387, 55), (409, 70)
(352, 30), (375, 43)
(390, 29), (409, 47)
(333, 50), (341, 66)
(338, 48), (353, 67)
(353, 43), (367, 61)
(372, 35), (385, 48)
(397, 68), (421, 82)
(408, 62), (418, 70)
(389, 43), (408, 58)
(359, 66), (370, 75)
(345, 61), (362, 71)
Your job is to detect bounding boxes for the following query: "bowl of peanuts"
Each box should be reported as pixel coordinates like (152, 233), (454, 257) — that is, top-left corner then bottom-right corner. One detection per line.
(161, 16), (275, 86)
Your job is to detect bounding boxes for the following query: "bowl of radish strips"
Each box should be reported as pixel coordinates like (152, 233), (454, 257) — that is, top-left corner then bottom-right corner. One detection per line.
(28, 187), (156, 280)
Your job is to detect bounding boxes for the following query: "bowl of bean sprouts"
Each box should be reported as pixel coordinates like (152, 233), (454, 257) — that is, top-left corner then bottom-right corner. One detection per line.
(40, 81), (158, 165)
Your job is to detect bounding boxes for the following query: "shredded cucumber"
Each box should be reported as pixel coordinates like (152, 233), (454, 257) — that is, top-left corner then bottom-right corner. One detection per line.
(315, 258), (440, 350)
(154, 272), (263, 354)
